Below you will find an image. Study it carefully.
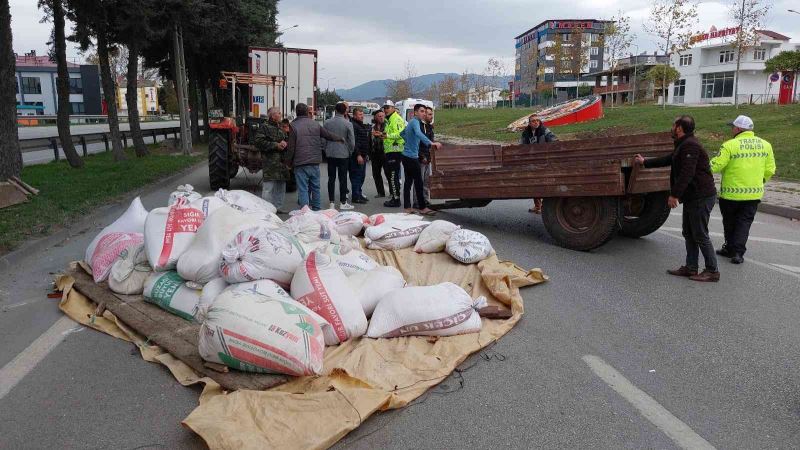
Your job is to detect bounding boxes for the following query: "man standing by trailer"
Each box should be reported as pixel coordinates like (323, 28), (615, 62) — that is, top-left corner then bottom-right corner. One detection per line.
(349, 107), (371, 204)
(401, 103), (442, 215)
(413, 106), (435, 209)
(378, 100), (406, 207)
(370, 110), (387, 198)
(711, 115), (776, 264)
(324, 102), (356, 210)
(254, 107), (288, 213)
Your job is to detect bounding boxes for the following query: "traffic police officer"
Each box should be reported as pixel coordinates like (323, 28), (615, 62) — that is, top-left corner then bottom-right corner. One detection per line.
(711, 115), (776, 264)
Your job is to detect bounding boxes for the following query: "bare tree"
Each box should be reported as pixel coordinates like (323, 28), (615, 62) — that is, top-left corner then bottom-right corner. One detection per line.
(385, 61), (418, 100)
(438, 75), (458, 108)
(730, 0), (771, 108)
(40, 0), (84, 167)
(548, 36), (568, 102)
(604, 11), (634, 108)
(644, 0), (699, 108)
(0, 0), (22, 180)
(457, 70), (471, 108)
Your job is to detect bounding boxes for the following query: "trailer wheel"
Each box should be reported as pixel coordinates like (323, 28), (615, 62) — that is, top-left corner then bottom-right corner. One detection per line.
(209, 130), (232, 190)
(542, 196), (619, 251)
(619, 192), (671, 238)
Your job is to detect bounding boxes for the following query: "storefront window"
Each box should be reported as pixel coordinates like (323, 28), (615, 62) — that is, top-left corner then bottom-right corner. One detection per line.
(701, 72), (734, 98)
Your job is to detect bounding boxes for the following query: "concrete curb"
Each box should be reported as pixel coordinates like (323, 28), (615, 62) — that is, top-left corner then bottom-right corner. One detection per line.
(758, 202), (800, 220)
(0, 162), (205, 270)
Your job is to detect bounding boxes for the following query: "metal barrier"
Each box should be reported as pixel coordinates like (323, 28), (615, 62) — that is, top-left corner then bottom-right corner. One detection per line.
(17, 114), (180, 127)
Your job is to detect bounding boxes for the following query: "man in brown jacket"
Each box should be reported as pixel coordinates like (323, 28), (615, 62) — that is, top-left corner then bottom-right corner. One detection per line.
(635, 115), (719, 282)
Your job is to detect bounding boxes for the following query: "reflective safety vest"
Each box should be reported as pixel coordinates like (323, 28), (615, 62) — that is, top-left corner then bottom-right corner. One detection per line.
(710, 131), (776, 201)
(383, 111), (406, 154)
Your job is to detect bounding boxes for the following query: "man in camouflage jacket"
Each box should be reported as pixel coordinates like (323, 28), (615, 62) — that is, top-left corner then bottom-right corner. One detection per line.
(254, 107), (289, 212)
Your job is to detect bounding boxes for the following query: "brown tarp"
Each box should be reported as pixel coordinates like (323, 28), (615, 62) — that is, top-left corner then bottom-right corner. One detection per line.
(56, 249), (547, 450)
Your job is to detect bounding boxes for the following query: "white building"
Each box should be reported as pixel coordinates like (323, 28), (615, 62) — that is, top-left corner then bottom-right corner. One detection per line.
(669, 28), (799, 105)
(117, 82), (160, 116)
(467, 87), (503, 108)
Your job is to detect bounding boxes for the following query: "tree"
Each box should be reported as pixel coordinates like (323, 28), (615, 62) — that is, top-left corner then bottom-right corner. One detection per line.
(39, 0), (83, 167)
(567, 31), (590, 99)
(764, 50), (800, 73)
(159, 83), (179, 114)
(604, 11), (634, 108)
(386, 61), (418, 100)
(730, 0), (771, 108)
(0, 0), (22, 180)
(67, 0), (126, 161)
(548, 37), (569, 102)
(644, 0), (698, 108)
(645, 64), (681, 98)
(438, 75), (458, 108)
(318, 89), (342, 109)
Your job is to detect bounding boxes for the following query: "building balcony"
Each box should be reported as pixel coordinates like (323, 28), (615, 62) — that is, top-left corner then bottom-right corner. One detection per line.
(594, 83), (631, 94)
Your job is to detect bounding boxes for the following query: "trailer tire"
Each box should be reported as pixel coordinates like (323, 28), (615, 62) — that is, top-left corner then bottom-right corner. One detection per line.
(209, 130), (232, 190)
(542, 196), (618, 251)
(618, 192), (671, 238)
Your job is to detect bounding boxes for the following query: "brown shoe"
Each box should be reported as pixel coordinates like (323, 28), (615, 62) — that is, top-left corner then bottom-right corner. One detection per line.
(667, 266), (698, 277)
(689, 270), (720, 282)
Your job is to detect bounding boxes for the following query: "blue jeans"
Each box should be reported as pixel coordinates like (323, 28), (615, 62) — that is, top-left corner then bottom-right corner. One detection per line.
(294, 164), (321, 211)
(349, 154), (367, 199)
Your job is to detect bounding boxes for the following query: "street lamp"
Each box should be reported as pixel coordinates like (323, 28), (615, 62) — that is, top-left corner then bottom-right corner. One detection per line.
(788, 9), (800, 14)
(277, 25), (299, 44)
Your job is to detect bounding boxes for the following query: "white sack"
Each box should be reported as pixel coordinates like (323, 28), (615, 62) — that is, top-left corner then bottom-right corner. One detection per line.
(143, 271), (202, 322)
(338, 235), (363, 251)
(446, 229), (494, 264)
(280, 213), (340, 253)
(168, 184), (202, 206)
(364, 220), (429, 250)
(368, 212), (424, 227)
(414, 220), (460, 253)
(177, 207), (265, 283)
(108, 243), (151, 295)
(219, 226), (306, 288)
(85, 197), (148, 282)
(198, 289), (325, 376)
(243, 209), (283, 229)
(223, 279), (293, 302)
(366, 282), (486, 338)
(317, 243), (378, 276)
(348, 266), (406, 317)
(333, 211), (369, 237)
(215, 189), (277, 213)
(198, 277), (228, 311)
(291, 251), (367, 345)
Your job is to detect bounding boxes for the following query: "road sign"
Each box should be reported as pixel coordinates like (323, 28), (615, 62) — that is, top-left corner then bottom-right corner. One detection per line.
(769, 73), (780, 82)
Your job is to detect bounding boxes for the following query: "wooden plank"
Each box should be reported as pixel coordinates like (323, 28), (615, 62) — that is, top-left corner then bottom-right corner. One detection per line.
(627, 164), (671, 194)
(66, 266), (289, 391)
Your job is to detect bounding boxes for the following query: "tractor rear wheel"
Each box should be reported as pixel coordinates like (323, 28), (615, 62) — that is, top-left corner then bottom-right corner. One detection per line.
(209, 130), (232, 190)
(618, 192), (671, 238)
(541, 196), (619, 251)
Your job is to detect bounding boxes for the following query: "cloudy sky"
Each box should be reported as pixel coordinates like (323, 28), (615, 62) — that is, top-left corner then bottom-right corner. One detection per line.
(9, 0), (798, 89)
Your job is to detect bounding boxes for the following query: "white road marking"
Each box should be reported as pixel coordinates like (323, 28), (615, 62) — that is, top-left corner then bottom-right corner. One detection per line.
(656, 230), (800, 281)
(0, 316), (79, 401)
(770, 264), (800, 274)
(582, 355), (716, 450)
(660, 227), (800, 246)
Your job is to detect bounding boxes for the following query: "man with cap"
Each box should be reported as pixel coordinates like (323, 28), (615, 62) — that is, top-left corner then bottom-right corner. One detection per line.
(373, 100), (406, 207)
(711, 115), (776, 264)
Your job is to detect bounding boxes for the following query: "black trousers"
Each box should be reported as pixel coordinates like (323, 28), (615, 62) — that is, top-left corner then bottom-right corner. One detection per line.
(401, 155), (426, 209)
(718, 198), (760, 256)
(682, 195), (718, 272)
(384, 152), (402, 200)
(327, 157), (349, 203)
(371, 151), (386, 196)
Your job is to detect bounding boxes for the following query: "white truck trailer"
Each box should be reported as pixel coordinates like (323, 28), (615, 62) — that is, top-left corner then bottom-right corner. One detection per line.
(248, 47), (318, 119)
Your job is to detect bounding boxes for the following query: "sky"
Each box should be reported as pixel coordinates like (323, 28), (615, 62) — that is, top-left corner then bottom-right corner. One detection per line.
(8, 0), (798, 89)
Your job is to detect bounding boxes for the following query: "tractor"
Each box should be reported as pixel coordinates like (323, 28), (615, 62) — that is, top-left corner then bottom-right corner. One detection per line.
(207, 71), (295, 191)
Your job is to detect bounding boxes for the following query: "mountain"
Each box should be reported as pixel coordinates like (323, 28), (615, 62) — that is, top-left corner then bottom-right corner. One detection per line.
(336, 72), (512, 101)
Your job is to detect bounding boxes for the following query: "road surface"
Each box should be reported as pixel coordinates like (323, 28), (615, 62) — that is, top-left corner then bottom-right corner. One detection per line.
(1, 164), (799, 449)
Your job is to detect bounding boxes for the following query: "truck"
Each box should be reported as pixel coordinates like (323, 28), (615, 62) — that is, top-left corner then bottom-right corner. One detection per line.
(428, 132), (675, 251)
(248, 47), (318, 119)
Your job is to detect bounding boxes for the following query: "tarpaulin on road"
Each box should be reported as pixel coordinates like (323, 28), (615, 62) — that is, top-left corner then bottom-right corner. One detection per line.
(56, 249), (547, 450)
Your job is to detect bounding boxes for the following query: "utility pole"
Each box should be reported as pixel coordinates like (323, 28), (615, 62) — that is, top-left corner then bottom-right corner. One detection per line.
(173, 24), (192, 155)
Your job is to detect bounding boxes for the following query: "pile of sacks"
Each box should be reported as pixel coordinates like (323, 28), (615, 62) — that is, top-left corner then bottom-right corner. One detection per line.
(84, 191), (494, 378)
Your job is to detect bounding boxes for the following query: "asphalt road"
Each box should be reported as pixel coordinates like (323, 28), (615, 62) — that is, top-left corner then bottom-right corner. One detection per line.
(1, 164), (799, 449)
(18, 120), (185, 139)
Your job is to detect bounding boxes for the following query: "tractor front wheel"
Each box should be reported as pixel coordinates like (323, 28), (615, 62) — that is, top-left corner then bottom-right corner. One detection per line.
(209, 130), (232, 190)
(541, 196), (619, 251)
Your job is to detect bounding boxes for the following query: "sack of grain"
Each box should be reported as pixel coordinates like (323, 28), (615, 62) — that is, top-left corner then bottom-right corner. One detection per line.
(364, 220), (429, 250)
(198, 277), (228, 311)
(414, 220), (460, 253)
(368, 212), (423, 227)
(366, 282), (486, 338)
(243, 209), (283, 229)
(291, 251), (367, 345)
(143, 271), (203, 322)
(215, 188), (276, 213)
(223, 279), (293, 302)
(317, 243), (378, 276)
(219, 226), (306, 288)
(168, 184), (202, 206)
(446, 229), (493, 264)
(280, 213), (340, 253)
(85, 197), (148, 282)
(108, 243), (151, 295)
(338, 235), (363, 251)
(333, 211), (369, 237)
(347, 266), (406, 317)
(177, 207), (266, 283)
(198, 289), (325, 376)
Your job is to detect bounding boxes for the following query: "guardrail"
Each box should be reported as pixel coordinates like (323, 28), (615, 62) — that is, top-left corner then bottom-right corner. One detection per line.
(20, 126), (191, 162)
(17, 114), (181, 127)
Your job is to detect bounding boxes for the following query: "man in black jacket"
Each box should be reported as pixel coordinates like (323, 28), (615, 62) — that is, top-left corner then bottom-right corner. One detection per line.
(349, 107), (371, 204)
(520, 115), (557, 213)
(635, 115), (719, 282)
(370, 110), (387, 198)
